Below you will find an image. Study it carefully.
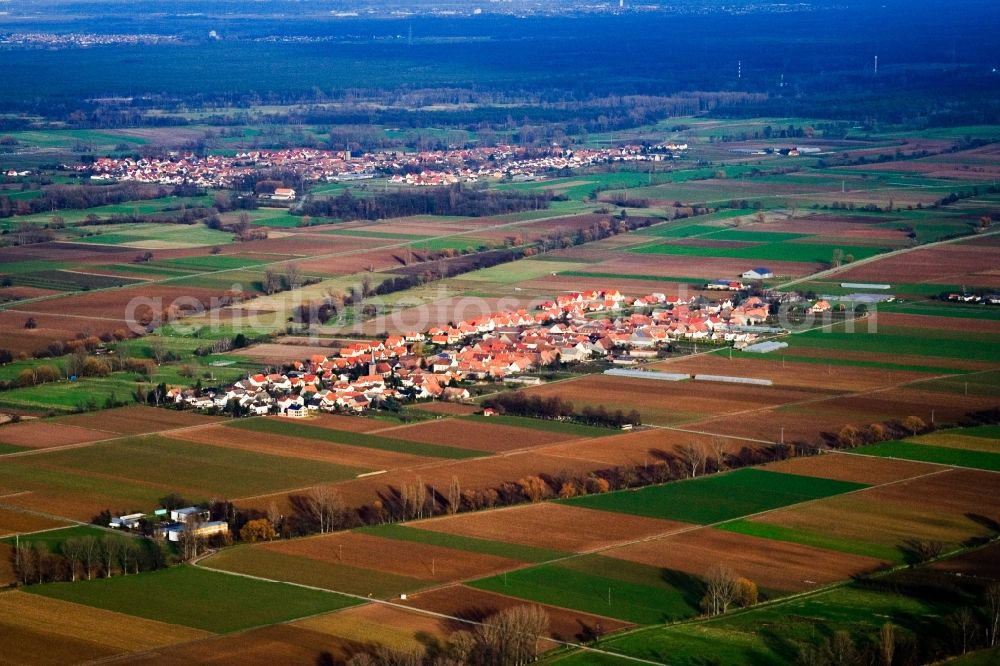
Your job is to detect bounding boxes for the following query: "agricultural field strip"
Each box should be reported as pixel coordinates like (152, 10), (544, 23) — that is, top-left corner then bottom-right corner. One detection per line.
(1, 420), (227, 459)
(774, 228), (1000, 290)
(195, 464), (953, 657)
(0, 208), (601, 313)
(831, 448), (1000, 475)
(187, 560), (665, 666)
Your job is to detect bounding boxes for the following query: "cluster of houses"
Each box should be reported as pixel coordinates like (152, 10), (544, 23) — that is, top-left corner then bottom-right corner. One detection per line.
(166, 288), (778, 417)
(109, 506), (229, 542)
(82, 143), (689, 189)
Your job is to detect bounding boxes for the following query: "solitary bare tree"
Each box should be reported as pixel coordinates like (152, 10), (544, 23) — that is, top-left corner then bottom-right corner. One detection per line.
(678, 442), (708, 478)
(447, 476), (461, 515)
(710, 436), (728, 471)
(306, 486), (343, 534)
(879, 622), (896, 666)
(987, 584), (1000, 647)
(701, 565), (740, 616)
(80, 535), (98, 580)
(284, 263), (303, 290)
(476, 604), (550, 666)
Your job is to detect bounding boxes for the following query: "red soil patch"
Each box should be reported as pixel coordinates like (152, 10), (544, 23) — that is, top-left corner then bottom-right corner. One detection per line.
(0, 544), (14, 587)
(58, 406), (222, 436)
(262, 531), (520, 582)
(230, 342), (339, 364)
(862, 468), (1000, 515)
(415, 502), (685, 553)
(650, 353), (933, 392)
(307, 413), (404, 434)
(238, 447), (609, 513)
(541, 428), (758, 469)
(836, 240), (1000, 287)
(524, 374), (827, 427)
(294, 602), (448, 651)
(764, 453), (937, 486)
(0, 421), (113, 449)
(765, 345), (991, 372)
(134, 623), (360, 666)
(929, 543), (1000, 581)
(383, 418), (582, 453)
(0, 507), (72, 536)
(401, 584), (632, 643)
(413, 402), (480, 416)
(167, 425), (428, 470)
(875, 312), (1000, 334)
(608, 527), (885, 592)
(689, 385), (1000, 446)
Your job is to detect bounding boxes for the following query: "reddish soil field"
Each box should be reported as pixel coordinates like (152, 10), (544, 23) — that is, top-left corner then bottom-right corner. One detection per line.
(230, 233), (383, 257)
(262, 531), (521, 582)
(295, 247), (411, 276)
(306, 412), (400, 434)
(765, 218), (910, 242)
(400, 584), (632, 643)
(754, 468), (1000, 550)
(9, 285), (223, 319)
(383, 418), (584, 453)
(689, 385), (999, 445)
(0, 544), (14, 586)
(0, 421), (113, 449)
(167, 425), (429, 471)
(929, 543), (1000, 581)
(0, 285), (62, 300)
(294, 603), (446, 652)
(0, 311), (103, 354)
(58, 406), (222, 436)
(133, 624), (360, 665)
(0, 507), (73, 535)
(608, 527), (886, 592)
(524, 374), (828, 427)
(230, 342), (340, 364)
(541, 428), (758, 469)
(764, 453), (937, 486)
(240, 448), (678, 514)
(412, 402), (480, 416)
(874, 312), (1000, 334)
(415, 502), (685, 552)
(766, 345), (992, 372)
(650, 353), (933, 392)
(836, 239), (1000, 287)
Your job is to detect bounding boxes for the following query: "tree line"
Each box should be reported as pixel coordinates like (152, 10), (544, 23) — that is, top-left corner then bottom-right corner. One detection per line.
(482, 392), (641, 429)
(10, 533), (168, 586)
(297, 185), (558, 221)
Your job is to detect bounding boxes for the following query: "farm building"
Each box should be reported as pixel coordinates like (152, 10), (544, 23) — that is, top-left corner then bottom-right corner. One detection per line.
(741, 267), (774, 280)
(159, 521), (230, 542)
(170, 507), (210, 523)
(270, 187), (296, 201)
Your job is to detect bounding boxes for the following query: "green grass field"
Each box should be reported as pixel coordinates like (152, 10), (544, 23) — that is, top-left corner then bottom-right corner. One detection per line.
(28, 564), (358, 633)
(717, 519), (903, 562)
(203, 546), (424, 598)
(0, 435), (365, 511)
(470, 554), (702, 624)
(632, 239), (887, 264)
(851, 441), (1000, 471)
(358, 524), (570, 563)
(789, 326), (1000, 363)
(553, 580), (963, 665)
(0, 525), (112, 551)
(226, 418), (485, 459)
(562, 469), (866, 524)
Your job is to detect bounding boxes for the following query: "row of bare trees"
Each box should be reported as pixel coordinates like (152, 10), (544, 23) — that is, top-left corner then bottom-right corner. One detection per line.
(11, 534), (167, 586)
(343, 605), (550, 666)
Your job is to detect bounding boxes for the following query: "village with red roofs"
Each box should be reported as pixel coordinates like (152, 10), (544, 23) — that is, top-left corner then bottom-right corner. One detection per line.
(167, 287), (777, 416)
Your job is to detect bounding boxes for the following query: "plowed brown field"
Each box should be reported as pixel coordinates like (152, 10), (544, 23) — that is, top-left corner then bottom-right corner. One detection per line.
(415, 502), (686, 552)
(606, 528), (886, 593)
